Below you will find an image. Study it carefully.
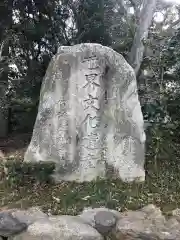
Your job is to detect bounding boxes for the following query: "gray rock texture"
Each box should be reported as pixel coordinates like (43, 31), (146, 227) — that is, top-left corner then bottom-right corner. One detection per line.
(1, 205), (180, 240)
(12, 215), (103, 240)
(24, 43), (146, 183)
(0, 211), (27, 238)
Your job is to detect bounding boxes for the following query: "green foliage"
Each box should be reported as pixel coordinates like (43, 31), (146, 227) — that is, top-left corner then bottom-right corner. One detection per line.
(164, 28), (180, 73)
(10, 98), (38, 133)
(146, 123), (177, 161)
(0, 0), (118, 135)
(3, 159), (55, 186)
(73, 0), (114, 46)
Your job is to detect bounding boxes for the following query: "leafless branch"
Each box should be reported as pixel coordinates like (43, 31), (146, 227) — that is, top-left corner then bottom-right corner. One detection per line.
(168, 19), (180, 28)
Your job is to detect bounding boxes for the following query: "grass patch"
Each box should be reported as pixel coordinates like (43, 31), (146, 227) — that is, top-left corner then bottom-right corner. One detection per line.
(3, 159), (55, 185)
(0, 156), (180, 216)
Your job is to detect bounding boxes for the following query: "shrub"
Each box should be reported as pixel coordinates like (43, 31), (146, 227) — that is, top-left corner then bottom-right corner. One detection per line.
(3, 159), (55, 186)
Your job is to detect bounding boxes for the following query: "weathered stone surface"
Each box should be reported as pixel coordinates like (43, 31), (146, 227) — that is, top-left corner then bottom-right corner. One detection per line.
(0, 211), (27, 237)
(79, 207), (120, 227)
(171, 208), (180, 222)
(94, 211), (116, 235)
(5, 205), (180, 240)
(113, 205), (180, 240)
(24, 43), (146, 183)
(164, 217), (180, 239)
(10, 207), (48, 226)
(12, 215), (103, 240)
(141, 204), (158, 214)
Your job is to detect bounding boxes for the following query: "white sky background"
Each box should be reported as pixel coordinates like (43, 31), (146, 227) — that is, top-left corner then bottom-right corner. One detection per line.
(165, 0), (180, 3)
(154, 0), (180, 23)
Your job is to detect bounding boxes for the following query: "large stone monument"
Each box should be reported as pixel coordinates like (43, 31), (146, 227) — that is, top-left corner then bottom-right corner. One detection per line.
(24, 43), (146, 183)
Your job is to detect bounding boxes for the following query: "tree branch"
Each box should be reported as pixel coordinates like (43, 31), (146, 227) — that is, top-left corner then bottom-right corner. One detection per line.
(0, 41), (4, 60)
(168, 19), (180, 29)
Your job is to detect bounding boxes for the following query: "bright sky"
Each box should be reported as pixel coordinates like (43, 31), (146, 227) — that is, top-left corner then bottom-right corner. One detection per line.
(154, 0), (180, 22)
(165, 0), (180, 3)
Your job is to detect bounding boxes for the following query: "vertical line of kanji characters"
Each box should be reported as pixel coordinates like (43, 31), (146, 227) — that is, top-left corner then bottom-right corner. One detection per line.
(81, 55), (102, 164)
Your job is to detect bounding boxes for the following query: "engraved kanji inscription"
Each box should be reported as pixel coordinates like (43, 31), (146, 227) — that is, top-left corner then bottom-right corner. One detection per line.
(83, 94), (99, 110)
(89, 116), (100, 128)
(82, 56), (99, 69)
(83, 73), (100, 90)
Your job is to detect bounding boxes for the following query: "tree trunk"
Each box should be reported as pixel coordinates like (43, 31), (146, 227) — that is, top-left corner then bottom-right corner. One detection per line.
(0, 43), (9, 138)
(0, 0), (13, 137)
(128, 0), (157, 76)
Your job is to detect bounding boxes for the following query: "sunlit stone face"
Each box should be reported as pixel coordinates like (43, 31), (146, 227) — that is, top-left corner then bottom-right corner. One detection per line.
(24, 43), (146, 183)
